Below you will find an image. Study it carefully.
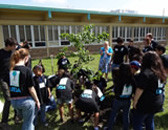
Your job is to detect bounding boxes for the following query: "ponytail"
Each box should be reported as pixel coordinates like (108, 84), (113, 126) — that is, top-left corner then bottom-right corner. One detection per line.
(10, 48), (29, 70)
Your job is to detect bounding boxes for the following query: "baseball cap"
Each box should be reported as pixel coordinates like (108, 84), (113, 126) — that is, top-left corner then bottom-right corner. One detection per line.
(130, 61), (141, 69)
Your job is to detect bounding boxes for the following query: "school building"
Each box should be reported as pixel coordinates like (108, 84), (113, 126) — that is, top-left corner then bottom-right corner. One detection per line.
(0, 4), (168, 58)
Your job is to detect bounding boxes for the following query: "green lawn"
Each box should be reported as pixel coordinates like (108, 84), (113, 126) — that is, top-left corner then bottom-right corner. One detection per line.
(1, 54), (168, 130)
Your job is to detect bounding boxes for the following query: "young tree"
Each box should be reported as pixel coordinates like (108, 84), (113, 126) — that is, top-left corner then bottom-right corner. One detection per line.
(59, 24), (109, 81)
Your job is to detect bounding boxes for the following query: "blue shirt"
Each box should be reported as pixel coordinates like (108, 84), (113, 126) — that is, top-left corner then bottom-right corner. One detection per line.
(100, 47), (113, 61)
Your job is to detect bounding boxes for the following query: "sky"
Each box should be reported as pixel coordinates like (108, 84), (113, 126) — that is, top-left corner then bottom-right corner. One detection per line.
(0, 0), (168, 16)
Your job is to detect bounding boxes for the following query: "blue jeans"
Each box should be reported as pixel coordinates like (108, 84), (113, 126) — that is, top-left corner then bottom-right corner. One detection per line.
(35, 104), (46, 124)
(133, 109), (154, 130)
(11, 97), (36, 130)
(107, 98), (131, 130)
(99, 58), (111, 73)
(45, 95), (57, 112)
(111, 63), (120, 70)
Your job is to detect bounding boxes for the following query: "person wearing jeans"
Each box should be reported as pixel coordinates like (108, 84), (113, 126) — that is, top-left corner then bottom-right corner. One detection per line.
(132, 110), (154, 130)
(108, 99), (131, 130)
(99, 41), (113, 81)
(105, 64), (136, 130)
(5, 48), (40, 130)
(133, 52), (167, 130)
(11, 98), (36, 130)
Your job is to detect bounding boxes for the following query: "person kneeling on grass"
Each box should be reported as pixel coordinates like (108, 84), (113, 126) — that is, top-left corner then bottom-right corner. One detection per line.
(33, 65), (52, 127)
(56, 75), (74, 122)
(75, 83), (103, 130)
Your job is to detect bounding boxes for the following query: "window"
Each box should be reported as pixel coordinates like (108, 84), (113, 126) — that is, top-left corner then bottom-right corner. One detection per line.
(134, 27), (139, 41)
(40, 26), (45, 41)
(34, 25), (39, 41)
(54, 26), (59, 41)
(48, 25), (53, 41)
(112, 26), (118, 42)
(157, 27), (161, 41)
(10, 25), (17, 40)
(19, 25), (25, 42)
(25, 25), (32, 41)
(126, 27), (132, 41)
(2, 25), (9, 41)
(140, 27), (145, 41)
(162, 28), (166, 40)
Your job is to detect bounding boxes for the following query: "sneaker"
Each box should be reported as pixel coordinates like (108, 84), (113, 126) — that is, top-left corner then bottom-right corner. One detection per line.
(103, 126), (108, 130)
(78, 119), (84, 123)
(94, 127), (99, 130)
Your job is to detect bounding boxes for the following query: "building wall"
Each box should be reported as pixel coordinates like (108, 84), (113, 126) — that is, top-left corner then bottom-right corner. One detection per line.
(0, 5), (168, 59)
(30, 41), (167, 59)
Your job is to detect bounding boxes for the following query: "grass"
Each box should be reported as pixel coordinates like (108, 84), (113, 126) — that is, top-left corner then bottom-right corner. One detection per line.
(1, 53), (168, 130)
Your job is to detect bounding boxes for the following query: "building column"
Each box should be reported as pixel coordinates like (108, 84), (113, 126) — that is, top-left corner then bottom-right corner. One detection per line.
(0, 25), (4, 48)
(109, 25), (112, 46)
(45, 25), (50, 57)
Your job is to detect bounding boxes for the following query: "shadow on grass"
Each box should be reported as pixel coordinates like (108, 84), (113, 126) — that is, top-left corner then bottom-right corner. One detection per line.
(155, 113), (168, 129)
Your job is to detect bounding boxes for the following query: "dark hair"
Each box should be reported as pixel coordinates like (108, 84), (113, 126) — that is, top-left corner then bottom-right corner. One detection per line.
(116, 63), (133, 84)
(155, 45), (166, 54)
(142, 51), (167, 82)
(5, 38), (18, 47)
(132, 54), (143, 63)
(116, 37), (123, 44)
(33, 65), (43, 72)
(22, 41), (31, 50)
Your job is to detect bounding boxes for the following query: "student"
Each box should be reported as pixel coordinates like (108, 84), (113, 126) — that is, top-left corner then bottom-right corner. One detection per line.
(142, 38), (154, 53)
(0, 38), (17, 127)
(127, 39), (143, 62)
(155, 45), (168, 74)
(133, 51), (167, 130)
(99, 41), (113, 81)
(130, 60), (141, 75)
(22, 41), (32, 69)
(93, 71), (107, 94)
(33, 65), (52, 126)
(111, 37), (128, 70)
(56, 75), (74, 122)
(48, 69), (66, 92)
(146, 33), (158, 51)
(105, 63), (136, 130)
(5, 48), (40, 130)
(75, 84), (101, 130)
(57, 54), (70, 72)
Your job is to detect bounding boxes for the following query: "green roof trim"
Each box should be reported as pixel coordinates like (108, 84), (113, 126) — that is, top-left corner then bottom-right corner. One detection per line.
(0, 4), (168, 19)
